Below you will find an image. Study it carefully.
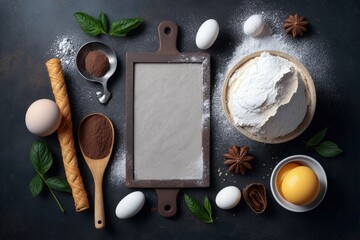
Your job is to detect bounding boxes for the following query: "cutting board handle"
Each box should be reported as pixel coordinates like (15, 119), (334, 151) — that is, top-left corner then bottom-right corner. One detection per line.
(155, 189), (180, 217)
(157, 21), (179, 54)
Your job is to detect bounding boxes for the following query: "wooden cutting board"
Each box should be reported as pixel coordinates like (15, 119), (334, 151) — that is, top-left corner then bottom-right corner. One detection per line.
(125, 21), (210, 217)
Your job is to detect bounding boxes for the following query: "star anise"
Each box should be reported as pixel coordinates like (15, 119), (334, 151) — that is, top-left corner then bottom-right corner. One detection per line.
(223, 145), (254, 175)
(283, 14), (309, 38)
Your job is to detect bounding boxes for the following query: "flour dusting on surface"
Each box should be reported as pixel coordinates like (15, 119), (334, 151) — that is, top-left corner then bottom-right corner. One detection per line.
(109, 150), (126, 185)
(46, 33), (82, 75)
(212, 3), (336, 182)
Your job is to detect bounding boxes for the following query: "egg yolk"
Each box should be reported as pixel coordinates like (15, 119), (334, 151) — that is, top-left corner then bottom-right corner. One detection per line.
(276, 162), (301, 197)
(281, 166), (320, 205)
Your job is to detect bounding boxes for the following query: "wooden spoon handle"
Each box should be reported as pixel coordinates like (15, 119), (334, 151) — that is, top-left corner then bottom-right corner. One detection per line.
(94, 178), (105, 229)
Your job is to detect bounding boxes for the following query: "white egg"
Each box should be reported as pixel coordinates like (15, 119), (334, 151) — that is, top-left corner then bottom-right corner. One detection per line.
(25, 99), (62, 136)
(243, 15), (265, 37)
(196, 19), (219, 50)
(215, 186), (241, 210)
(115, 191), (145, 219)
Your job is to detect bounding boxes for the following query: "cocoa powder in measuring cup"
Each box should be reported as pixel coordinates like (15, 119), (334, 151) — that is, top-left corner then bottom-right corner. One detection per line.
(84, 50), (110, 77)
(79, 115), (113, 159)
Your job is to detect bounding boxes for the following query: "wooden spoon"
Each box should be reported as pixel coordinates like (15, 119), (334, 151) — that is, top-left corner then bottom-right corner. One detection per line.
(78, 113), (114, 229)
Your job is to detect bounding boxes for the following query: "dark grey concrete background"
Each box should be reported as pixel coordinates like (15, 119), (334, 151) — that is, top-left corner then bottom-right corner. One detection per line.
(0, 0), (359, 239)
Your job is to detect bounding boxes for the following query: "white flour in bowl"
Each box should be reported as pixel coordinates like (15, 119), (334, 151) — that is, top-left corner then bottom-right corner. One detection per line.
(226, 52), (307, 139)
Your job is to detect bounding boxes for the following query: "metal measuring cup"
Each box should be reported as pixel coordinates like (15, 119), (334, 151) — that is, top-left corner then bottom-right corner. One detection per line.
(76, 41), (117, 104)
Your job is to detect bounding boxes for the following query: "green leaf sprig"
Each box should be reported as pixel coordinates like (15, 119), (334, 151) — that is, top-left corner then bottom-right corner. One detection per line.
(74, 12), (143, 37)
(184, 193), (214, 223)
(305, 128), (343, 157)
(29, 141), (71, 213)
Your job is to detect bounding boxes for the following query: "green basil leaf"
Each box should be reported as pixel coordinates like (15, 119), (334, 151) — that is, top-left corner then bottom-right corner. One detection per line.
(29, 175), (43, 197)
(306, 128), (328, 147)
(74, 12), (106, 36)
(315, 140), (343, 157)
(99, 12), (108, 33)
(203, 196), (212, 219)
(109, 18), (143, 37)
(30, 141), (53, 175)
(46, 177), (71, 193)
(184, 193), (213, 223)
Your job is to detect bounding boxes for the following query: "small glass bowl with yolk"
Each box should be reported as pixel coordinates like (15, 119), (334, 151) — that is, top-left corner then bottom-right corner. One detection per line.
(270, 155), (327, 212)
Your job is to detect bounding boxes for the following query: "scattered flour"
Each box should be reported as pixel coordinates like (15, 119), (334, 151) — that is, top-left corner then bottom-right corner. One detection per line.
(57, 38), (75, 63)
(47, 33), (82, 75)
(109, 150), (126, 185)
(213, 4), (336, 182)
(202, 98), (210, 126)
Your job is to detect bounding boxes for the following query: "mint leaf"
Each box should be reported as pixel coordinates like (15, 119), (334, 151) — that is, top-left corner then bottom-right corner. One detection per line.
(314, 140), (343, 157)
(74, 12), (143, 38)
(305, 128), (343, 158)
(30, 141), (53, 174)
(184, 193), (213, 223)
(74, 12), (106, 36)
(29, 175), (43, 197)
(306, 128), (328, 147)
(203, 196), (213, 221)
(46, 177), (71, 193)
(99, 12), (108, 33)
(109, 18), (143, 37)
(29, 141), (69, 212)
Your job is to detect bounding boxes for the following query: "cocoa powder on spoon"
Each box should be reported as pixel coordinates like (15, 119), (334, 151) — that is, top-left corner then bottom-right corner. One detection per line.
(78, 114), (113, 159)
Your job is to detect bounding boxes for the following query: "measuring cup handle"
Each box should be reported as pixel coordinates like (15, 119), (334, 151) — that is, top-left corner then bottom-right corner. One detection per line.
(96, 82), (111, 104)
(155, 189), (180, 217)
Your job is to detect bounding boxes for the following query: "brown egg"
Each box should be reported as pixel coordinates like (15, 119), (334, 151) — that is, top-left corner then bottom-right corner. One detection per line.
(25, 99), (61, 136)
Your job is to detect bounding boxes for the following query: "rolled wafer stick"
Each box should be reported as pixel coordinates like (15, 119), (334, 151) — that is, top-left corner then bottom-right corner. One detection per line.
(46, 58), (89, 212)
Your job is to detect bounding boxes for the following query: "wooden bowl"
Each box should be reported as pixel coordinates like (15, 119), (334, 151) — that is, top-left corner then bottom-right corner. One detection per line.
(221, 51), (316, 144)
